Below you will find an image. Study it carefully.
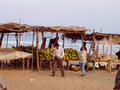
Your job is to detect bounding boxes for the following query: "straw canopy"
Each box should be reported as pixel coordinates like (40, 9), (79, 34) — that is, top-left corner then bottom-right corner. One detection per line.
(0, 48), (32, 61)
(65, 32), (120, 44)
(0, 23), (87, 33)
(0, 23), (33, 33)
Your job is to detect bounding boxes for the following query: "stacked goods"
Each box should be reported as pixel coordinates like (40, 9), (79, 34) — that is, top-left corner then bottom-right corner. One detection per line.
(13, 46), (80, 61)
(39, 48), (80, 61)
(63, 48), (80, 60)
(88, 54), (118, 62)
(39, 48), (54, 60)
(12, 46), (33, 53)
(71, 65), (80, 72)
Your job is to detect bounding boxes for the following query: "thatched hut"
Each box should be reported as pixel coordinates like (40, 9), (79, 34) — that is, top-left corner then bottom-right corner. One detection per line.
(65, 32), (120, 72)
(0, 22), (88, 71)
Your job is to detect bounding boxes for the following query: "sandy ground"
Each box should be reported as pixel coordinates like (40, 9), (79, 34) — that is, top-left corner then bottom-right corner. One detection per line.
(0, 69), (116, 90)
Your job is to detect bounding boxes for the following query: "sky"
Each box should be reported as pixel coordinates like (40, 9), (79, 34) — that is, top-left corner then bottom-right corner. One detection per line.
(0, 0), (120, 33)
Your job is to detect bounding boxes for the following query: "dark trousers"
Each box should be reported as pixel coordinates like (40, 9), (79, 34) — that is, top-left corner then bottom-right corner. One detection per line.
(52, 58), (65, 77)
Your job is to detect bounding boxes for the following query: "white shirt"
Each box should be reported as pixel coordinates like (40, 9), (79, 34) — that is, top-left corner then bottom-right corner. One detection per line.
(54, 47), (64, 59)
(79, 50), (87, 63)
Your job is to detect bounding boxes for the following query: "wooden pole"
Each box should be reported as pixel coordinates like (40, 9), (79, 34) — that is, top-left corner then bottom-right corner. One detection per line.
(16, 33), (19, 49)
(27, 57), (30, 70)
(22, 58), (25, 70)
(41, 32), (44, 41)
(6, 33), (9, 48)
(31, 32), (35, 70)
(56, 33), (58, 37)
(63, 35), (65, 48)
(103, 43), (105, 54)
(110, 36), (113, 56)
(0, 32), (4, 47)
(89, 31), (95, 54)
(96, 41), (99, 54)
(36, 31), (40, 71)
(19, 33), (21, 46)
(81, 32), (84, 44)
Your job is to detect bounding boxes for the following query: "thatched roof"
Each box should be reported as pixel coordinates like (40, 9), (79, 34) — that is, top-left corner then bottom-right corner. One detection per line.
(0, 48), (32, 61)
(65, 32), (120, 44)
(0, 23), (32, 33)
(0, 23), (87, 33)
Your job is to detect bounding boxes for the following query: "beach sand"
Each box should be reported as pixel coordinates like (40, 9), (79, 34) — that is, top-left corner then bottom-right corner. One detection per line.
(0, 69), (116, 90)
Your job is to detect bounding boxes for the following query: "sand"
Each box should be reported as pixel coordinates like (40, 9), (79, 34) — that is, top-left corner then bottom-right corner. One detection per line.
(0, 69), (116, 90)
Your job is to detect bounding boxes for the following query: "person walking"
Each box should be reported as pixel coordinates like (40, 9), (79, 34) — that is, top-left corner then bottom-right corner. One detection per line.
(79, 42), (87, 77)
(0, 76), (7, 90)
(51, 43), (65, 77)
(114, 67), (120, 90)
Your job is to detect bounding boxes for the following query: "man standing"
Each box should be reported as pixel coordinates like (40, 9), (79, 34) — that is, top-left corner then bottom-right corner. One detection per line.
(52, 43), (65, 77)
(114, 67), (120, 90)
(79, 42), (87, 77)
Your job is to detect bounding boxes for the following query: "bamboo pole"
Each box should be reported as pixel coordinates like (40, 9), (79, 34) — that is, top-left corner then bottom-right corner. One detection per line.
(0, 32), (4, 47)
(63, 35), (65, 48)
(22, 58), (25, 70)
(56, 33), (58, 37)
(16, 33), (19, 49)
(19, 33), (21, 46)
(110, 36), (113, 56)
(89, 31), (95, 54)
(31, 32), (35, 70)
(96, 41), (99, 54)
(36, 31), (40, 71)
(103, 44), (105, 54)
(41, 32), (44, 41)
(6, 33), (9, 48)
(27, 57), (30, 70)
(81, 32), (84, 44)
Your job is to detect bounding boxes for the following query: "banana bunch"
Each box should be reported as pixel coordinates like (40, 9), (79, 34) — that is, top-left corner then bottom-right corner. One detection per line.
(39, 48), (54, 60)
(13, 46), (80, 61)
(63, 48), (80, 60)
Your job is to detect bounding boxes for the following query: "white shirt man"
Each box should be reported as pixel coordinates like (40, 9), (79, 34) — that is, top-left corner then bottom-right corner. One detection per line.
(79, 50), (87, 63)
(52, 43), (65, 77)
(54, 47), (64, 59)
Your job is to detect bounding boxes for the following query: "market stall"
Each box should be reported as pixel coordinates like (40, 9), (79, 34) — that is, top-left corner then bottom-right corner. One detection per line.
(85, 32), (120, 72)
(0, 23), (88, 70)
(65, 32), (120, 72)
(0, 48), (32, 70)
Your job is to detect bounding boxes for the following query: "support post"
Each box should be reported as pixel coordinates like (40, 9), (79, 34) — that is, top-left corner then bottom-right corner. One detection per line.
(0, 32), (4, 47)
(110, 36), (113, 56)
(63, 35), (65, 48)
(31, 32), (35, 70)
(56, 33), (58, 37)
(27, 57), (30, 70)
(22, 58), (25, 70)
(41, 32), (44, 41)
(103, 44), (105, 54)
(6, 33), (9, 48)
(19, 33), (21, 46)
(36, 31), (40, 71)
(16, 33), (19, 49)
